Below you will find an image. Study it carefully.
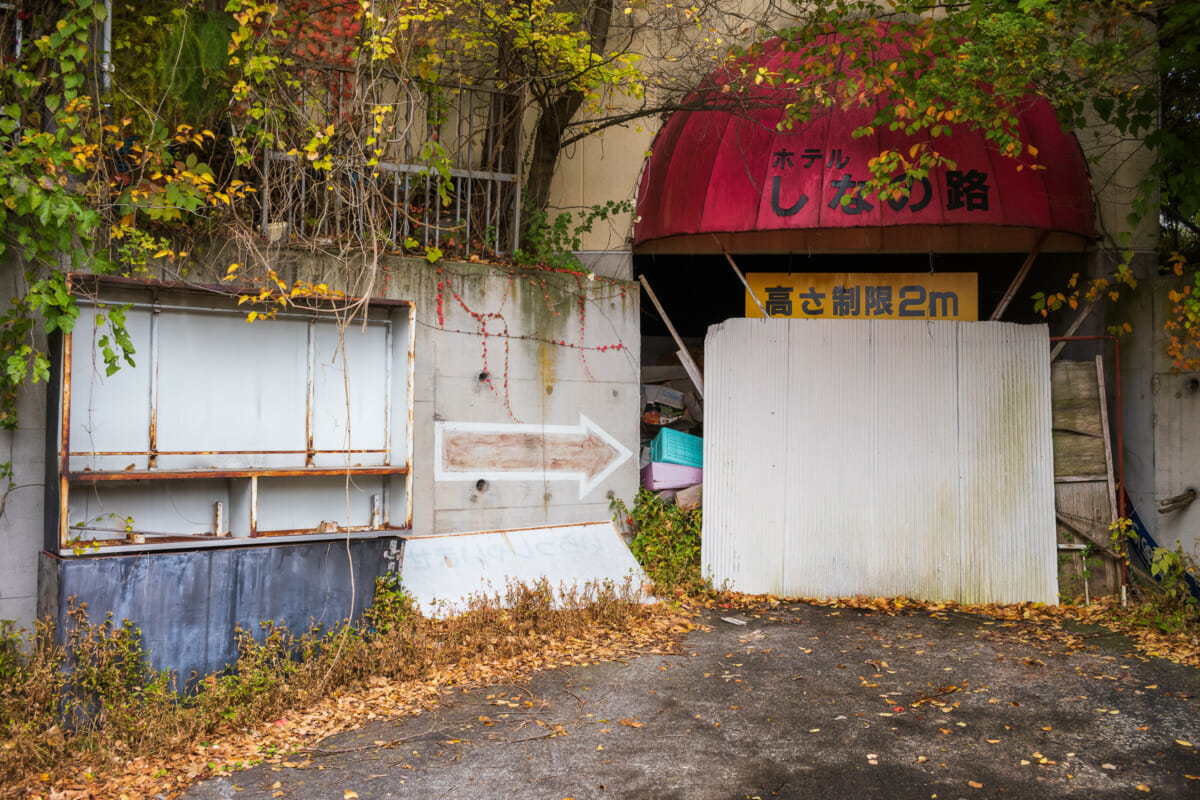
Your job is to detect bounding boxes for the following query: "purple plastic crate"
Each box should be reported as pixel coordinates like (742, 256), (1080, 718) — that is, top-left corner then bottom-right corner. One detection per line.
(641, 462), (703, 491)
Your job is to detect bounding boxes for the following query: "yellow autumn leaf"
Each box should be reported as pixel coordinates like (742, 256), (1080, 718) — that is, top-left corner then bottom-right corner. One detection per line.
(345, 792), (359, 799)
(1177, 739), (1193, 747)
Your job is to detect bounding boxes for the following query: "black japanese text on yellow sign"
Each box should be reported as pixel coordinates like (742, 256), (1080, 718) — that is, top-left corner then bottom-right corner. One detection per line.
(745, 273), (978, 321)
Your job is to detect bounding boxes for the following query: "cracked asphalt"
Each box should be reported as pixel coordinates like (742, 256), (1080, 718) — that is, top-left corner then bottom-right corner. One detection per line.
(186, 602), (1200, 799)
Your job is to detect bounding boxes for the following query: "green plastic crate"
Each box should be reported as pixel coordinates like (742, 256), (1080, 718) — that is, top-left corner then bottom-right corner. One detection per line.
(650, 428), (703, 468)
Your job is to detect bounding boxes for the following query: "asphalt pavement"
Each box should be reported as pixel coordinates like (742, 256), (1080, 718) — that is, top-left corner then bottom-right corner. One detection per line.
(186, 602), (1200, 799)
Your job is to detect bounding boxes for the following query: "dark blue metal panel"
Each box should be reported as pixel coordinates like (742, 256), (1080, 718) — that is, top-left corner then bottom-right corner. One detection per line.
(39, 537), (403, 684)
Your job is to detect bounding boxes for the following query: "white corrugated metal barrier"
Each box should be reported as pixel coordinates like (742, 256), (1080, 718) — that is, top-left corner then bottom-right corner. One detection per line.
(702, 319), (1056, 604)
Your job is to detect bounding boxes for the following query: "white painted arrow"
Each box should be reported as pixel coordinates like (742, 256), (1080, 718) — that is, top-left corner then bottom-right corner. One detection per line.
(434, 414), (633, 499)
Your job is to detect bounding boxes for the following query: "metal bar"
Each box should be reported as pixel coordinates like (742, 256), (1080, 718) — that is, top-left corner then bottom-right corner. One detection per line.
(259, 142), (518, 181)
(68, 466), (410, 482)
(69, 273), (412, 307)
(990, 230), (1049, 320)
(391, 175), (399, 246)
(384, 319), (393, 466)
(72, 526), (228, 540)
(261, 148), (271, 236)
(71, 448), (388, 457)
(721, 247), (766, 316)
(402, 171), (411, 242)
(434, 174), (441, 249)
(465, 177), (472, 256)
(149, 301), (160, 468)
(512, 88), (524, 255)
(249, 475), (257, 535)
(465, 84), (473, 174)
(404, 304), (416, 528)
(287, 159), (295, 238)
(300, 166), (307, 238)
(101, 0), (111, 93)
(454, 176), (461, 251)
(466, 92), (475, 256)
(306, 318), (315, 466)
(423, 172), (431, 247)
(485, 177), (492, 253)
(59, 329), (72, 549)
(74, 298), (393, 324)
(214, 501), (224, 536)
(66, 527), (409, 554)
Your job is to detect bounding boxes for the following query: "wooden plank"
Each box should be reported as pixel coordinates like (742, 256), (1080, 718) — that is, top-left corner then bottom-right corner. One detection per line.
(721, 248), (767, 317)
(1095, 355), (1119, 522)
(990, 231), (1049, 320)
(639, 274), (704, 398)
(1052, 431), (1108, 478)
(1050, 301), (1099, 361)
(1051, 361), (1104, 436)
(1055, 483), (1121, 597)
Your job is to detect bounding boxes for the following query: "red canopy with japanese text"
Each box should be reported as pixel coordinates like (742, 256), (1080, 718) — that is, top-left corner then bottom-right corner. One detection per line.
(633, 31), (1095, 253)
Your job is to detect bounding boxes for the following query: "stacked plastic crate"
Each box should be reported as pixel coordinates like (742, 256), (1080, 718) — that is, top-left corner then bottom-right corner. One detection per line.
(641, 428), (703, 490)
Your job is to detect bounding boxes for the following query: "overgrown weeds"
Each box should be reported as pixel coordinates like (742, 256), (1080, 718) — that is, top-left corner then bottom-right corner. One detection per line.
(613, 488), (707, 596)
(0, 575), (651, 794)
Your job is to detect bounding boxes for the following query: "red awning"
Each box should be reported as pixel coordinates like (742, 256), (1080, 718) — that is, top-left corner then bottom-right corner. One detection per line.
(633, 36), (1096, 254)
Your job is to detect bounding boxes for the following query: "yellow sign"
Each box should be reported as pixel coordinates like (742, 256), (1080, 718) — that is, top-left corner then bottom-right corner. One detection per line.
(745, 273), (978, 320)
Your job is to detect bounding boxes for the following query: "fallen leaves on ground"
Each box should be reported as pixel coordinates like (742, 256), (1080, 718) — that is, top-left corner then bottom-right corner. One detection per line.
(797, 594), (1200, 668)
(16, 604), (692, 800)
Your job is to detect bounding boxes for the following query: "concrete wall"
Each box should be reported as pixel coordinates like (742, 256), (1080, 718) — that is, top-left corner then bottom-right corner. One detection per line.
(0, 253), (641, 648)
(1114, 262), (1200, 559)
(0, 316), (48, 633)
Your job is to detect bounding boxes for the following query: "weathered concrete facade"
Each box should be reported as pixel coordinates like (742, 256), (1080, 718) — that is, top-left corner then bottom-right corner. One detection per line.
(1115, 261), (1200, 560)
(3, 252), (640, 678)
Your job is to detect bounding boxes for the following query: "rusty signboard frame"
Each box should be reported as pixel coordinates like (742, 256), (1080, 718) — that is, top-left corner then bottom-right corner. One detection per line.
(52, 275), (415, 553)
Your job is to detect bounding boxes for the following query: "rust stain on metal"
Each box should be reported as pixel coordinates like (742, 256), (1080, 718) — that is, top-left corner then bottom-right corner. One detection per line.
(70, 448), (387, 457)
(59, 331), (72, 548)
(306, 317), (315, 467)
(404, 305), (416, 527)
(149, 302), (160, 469)
(147, 415), (158, 469)
(68, 465), (410, 482)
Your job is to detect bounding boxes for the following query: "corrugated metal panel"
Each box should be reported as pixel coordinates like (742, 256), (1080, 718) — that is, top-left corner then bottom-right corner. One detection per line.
(957, 324), (1057, 603)
(703, 319), (1056, 603)
(702, 320), (791, 594)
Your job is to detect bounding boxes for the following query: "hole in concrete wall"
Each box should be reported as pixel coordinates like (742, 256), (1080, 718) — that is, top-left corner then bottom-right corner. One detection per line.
(546, 384), (554, 395)
(475, 479), (488, 492)
(478, 371), (490, 383)
(1187, 377), (1199, 394)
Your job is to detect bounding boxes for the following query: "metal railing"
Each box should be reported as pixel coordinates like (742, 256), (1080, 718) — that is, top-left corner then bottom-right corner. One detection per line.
(258, 77), (522, 257)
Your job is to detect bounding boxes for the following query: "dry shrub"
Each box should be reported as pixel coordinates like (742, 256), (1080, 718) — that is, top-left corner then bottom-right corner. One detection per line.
(0, 575), (647, 793)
